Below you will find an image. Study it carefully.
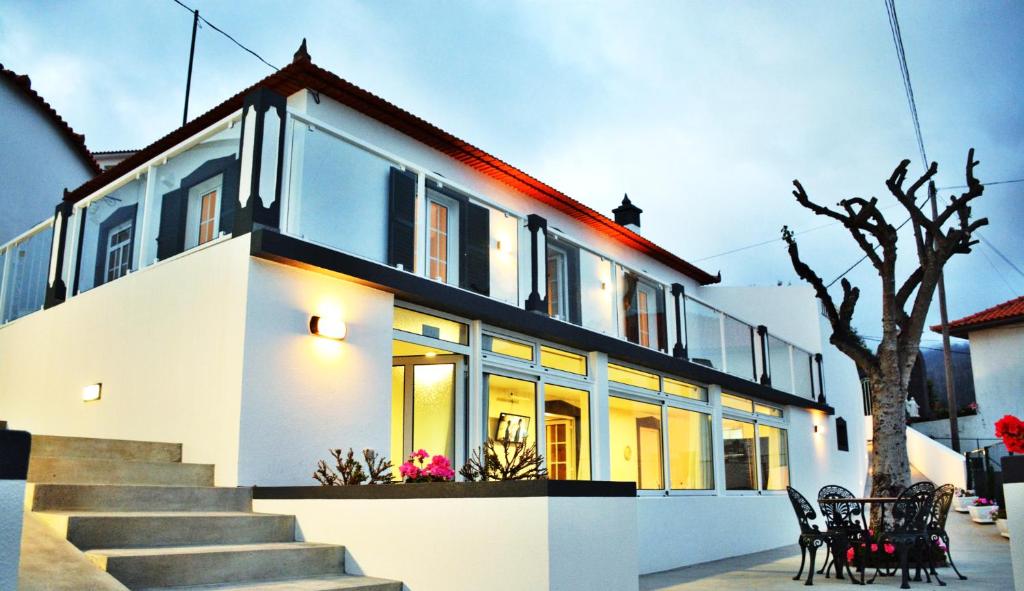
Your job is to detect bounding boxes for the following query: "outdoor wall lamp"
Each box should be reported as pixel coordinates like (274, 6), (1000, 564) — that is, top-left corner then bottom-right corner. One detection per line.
(82, 383), (102, 402)
(309, 315), (347, 341)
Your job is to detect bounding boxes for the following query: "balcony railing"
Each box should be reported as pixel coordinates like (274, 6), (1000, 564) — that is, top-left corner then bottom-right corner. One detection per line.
(0, 219), (54, 325)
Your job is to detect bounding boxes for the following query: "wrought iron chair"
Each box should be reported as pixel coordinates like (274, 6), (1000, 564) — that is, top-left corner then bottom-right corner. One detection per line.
(787, 486), (852, 586)
(817, 484), (867, 579)
(872, 482), (943, 589)
(929, 483), (967, 580)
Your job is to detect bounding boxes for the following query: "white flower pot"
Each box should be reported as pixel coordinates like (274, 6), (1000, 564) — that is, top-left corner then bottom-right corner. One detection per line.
(996, 518), (1010, 538)
(968, 504), (998, 524)
(954, 496), (978, 512)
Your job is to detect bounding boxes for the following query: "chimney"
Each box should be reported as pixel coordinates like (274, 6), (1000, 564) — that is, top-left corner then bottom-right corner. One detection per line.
(612, 194), (643, 233)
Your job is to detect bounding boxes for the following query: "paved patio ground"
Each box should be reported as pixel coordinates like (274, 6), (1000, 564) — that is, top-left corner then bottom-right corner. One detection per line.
(641, 509), (1012, 590)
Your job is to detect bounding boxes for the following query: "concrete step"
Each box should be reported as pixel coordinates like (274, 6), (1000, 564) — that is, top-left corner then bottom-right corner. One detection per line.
(32, 434), (182, 463)
(136, 574), (402, 590)
(86, 543), (346, 589)
(28, 484), (252, 512)
(37, 512), (295, 550)
(29, 457), (215, 486)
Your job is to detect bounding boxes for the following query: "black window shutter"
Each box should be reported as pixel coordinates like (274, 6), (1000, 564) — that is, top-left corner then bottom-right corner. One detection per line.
(219, 158), (241, 235)
(460, 201), (490, 295)
(565, 243), (582, 326)
(623, 273), (639, 343)
(656, 287), (668, 353)
(92, 204), (138, 288)
(387, 167), (417, 270)
(156, 189), (188, 261)
(836, 417), (849, 452)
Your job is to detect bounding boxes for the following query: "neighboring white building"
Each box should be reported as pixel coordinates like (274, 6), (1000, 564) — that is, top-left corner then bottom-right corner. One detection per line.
(928, 296), (1024, 443)
(0, 64), (99, 244)
(0, 48), (868, 581)
(92, 149), (137, 171)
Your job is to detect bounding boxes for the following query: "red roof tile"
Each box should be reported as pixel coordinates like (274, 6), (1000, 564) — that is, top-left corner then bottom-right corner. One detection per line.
(62, 52), (720, 285)
(933, 295), (1024, 338)
(1, 64), (101, 175)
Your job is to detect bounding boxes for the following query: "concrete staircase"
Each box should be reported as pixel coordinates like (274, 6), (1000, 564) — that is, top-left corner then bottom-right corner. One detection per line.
(26, 435), (401, 590)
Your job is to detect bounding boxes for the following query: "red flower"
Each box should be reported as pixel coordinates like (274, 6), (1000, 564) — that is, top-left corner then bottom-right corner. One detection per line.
(996, 415), (1024, 454)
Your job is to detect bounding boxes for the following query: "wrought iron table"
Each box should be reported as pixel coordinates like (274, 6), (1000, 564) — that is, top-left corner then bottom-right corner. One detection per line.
(818, 497), (899, 585)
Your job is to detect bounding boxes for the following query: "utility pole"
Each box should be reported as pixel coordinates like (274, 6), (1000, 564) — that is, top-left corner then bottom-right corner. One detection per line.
(182, 8), (199, 126)
(930, 180), (960, 452)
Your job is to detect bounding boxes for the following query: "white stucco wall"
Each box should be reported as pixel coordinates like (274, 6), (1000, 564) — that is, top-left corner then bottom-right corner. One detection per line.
(235, 257), (396, 486)
(0, 237), (250, 485)
(0, 78), (94, 245)
(254, 495), (638, 591)
(967, 324), (1024, 439)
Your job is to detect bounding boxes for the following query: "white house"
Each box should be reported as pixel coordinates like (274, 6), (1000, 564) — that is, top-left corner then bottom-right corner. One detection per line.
(0, 46), (869, 589)
(0, 64), (99, 244)
(928, 296), (1024, 443)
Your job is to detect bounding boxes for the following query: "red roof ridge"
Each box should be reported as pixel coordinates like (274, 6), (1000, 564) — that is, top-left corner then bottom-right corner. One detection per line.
(1, 63), (101, 175)
(61, 56), (721, 285)
(932, 295), (1024, 337)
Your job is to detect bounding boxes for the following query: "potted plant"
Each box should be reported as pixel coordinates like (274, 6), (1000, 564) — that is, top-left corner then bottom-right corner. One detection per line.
(952, 488), (978, 513)
(968, 497), (999, 524)
(398, 449), (455, 483)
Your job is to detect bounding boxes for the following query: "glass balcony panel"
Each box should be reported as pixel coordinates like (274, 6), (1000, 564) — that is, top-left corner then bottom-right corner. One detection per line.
(148, 124), (241, 266)
(579, 250), (615, 335)
(793, 348), (814, 398)
(76, 176), (147, 293)
(723, 315), (755, 381)
(489, 209), (518, 305)
(286, 122), (392, 263)
(1, 224), (52, 324)
(767, 335), (793, 393)
(685, 298), (723, 370)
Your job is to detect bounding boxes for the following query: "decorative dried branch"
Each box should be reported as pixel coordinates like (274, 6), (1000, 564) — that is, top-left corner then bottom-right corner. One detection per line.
(460, 439), (548, 481)
(363, 448), (393, 484)
(313, 447), (395, 486)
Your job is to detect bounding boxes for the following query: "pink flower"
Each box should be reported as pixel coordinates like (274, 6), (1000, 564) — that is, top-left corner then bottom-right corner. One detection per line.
(870, 544), (879, 552)
(935, 538), (947, 551)
(413, 449), (429, 460)
(846, 547), (855, 562)
(883, 544), (895, 555)
(399, 462), (420, 479)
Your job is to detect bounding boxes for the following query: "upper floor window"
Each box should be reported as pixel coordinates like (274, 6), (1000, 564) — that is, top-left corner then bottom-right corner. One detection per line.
(621, 271), (665, 351)
(547, 243), (569, 320)
(105, 221), (132, 282)
(185, 175), (223, 250)
(426, 189), (460, 285)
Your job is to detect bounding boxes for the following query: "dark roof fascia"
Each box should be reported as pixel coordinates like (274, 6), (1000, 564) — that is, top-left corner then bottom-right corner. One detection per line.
(63, 58), (719, 285)
(250, 229), (834, 415)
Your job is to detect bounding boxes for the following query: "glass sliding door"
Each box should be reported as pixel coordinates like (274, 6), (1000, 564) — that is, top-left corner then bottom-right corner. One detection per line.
(759, 424), (790, 490)
(667, 407), (714, 490)
(544, 384), (591, 480)
(722, 418), (757, 490)
(485, 374), (538, 449)
(609, 396), (663, 490)
(392, 355), (463, 463)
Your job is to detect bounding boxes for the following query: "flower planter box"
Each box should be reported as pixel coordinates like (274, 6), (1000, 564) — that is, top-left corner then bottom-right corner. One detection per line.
(969, 504), (998, 524)
(953, 496), (977, 512)
(996, 518), (1010, 538)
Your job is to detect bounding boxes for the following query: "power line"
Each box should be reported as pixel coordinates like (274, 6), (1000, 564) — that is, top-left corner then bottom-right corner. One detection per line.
(978, 233), (1024, 282)
(937, 178), (1024, 191)
(976, 239), (1021, 297)
(860, 336), (970, 354)
(885, 0), (928, 170)
(170, 0), (278, 72)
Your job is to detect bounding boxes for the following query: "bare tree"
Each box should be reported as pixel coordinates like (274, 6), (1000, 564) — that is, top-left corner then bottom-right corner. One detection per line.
(782, 150), (986, 523)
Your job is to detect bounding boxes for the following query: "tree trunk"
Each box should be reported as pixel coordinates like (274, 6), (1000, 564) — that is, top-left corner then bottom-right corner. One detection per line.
(869, 373), (911, 529)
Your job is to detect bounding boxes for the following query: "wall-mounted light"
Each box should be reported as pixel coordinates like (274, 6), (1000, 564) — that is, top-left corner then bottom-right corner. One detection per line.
(814, 425), (820, 434)
(82, 383), (102, 402)
(309, 315), (347, 340)
(496, 240), (502, 251)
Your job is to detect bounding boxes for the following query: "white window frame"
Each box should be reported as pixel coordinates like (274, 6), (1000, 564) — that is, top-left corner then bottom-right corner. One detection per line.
(720, 397), (789, 496)
(425, 190), (459, 285)
(104, 220), (133, 283)
(546, 242), (570, 321)
(184, 174), (224, 250)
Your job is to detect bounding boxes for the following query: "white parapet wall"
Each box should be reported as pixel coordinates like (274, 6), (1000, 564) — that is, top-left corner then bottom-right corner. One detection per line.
(253, 481), (638, 591)
(0, 237), (252, 485)
(0, 430), (30, 590)
(906, 425), (966, 488)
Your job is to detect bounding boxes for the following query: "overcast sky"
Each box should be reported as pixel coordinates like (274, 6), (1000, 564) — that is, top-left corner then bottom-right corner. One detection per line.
(2, 0), (1021, 344)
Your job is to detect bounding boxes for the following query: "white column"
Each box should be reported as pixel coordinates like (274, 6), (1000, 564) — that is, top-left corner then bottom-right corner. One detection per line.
(590, 351), (611, 481)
